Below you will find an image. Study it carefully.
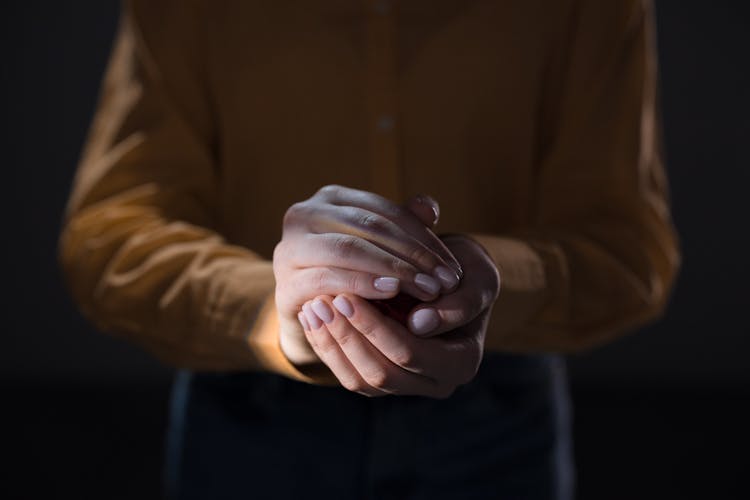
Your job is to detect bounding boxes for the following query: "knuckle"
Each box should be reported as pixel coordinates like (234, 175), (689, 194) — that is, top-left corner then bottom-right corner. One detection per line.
(333, 328), (357, 348)
(389, 258), (415, 279)
(357, 213), (387, 234)
(392, 347), (415, 368)
(340, 376), (362, 393)
(332, 235), (360, 260)
(317, 184), (341, 199)
(315, 334), (339, 355)
(282, 202), (304, 226)
(388, 205), (409, 220)
(407, 244), (435, 267)
(308, 268), (330, 294)
(356, 318), (379, 339)
(363, 368), (389, 389)
(345, 272), (364, 294)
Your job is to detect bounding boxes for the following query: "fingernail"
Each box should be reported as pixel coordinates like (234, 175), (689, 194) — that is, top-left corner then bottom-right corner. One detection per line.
(332, 295), (354, 318)
(298, 311), (310, 331)
(373, 276), (399, 293)
(416, 195), (439, 225)
(302, 302), (322, 329)
(409, 308), (440, 336)
(311, 299), (334, 324)
(434, 266), (459, 289)
(414, 273), (441, 296)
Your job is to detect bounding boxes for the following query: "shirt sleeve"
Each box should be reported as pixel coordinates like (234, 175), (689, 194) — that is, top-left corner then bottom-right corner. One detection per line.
(469, 0), (681, 352)
(58, 0), (329, 382)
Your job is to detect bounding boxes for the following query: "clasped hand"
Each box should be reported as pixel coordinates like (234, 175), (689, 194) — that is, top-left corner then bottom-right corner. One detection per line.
(273, 185), (500, 398)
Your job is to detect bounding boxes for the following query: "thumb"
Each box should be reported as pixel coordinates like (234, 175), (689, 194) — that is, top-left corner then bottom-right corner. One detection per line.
(407, 290), (485, 338)
(404, 194), (440, 228)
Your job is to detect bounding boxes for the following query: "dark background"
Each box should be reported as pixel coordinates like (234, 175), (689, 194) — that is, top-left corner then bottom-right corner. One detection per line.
(3, 1), (749, 498)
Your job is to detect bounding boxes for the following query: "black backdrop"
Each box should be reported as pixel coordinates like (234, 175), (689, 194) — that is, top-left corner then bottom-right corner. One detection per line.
(3, 1), (749, 499)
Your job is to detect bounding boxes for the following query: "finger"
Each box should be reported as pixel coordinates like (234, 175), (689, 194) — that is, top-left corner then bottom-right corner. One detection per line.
(314, 185), (463, 281)
(308, 204), (459, 293)
(335, 294), (482, 394)
(407, 286), (490, 338)
(279, 233), (440, 301)
(404, 194), (439, 228)
(276, 267), (401, 314)
(330, 293), (449, 378)
(312, 296), (440, 396)
(330, 294), (426, 374)
(337, 187), (460, 277)
(300, 301), (385, 397)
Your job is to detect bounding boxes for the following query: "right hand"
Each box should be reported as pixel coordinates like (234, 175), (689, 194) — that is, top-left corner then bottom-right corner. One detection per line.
(299, 293), (486, 398)
(272, 185), (462, 366)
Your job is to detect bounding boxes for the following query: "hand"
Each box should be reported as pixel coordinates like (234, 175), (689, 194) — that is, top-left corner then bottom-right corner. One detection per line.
(404, 235), (501, 338)
(299, 293), (488, 398)
(273, 185), (462, 365)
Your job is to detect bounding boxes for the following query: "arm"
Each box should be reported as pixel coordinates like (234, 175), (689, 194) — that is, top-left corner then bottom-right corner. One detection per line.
(58, 1), (303, 376)
(469, 0), (680, 352)
(280, 0), (680, 397)
(59, 1), (461, 381)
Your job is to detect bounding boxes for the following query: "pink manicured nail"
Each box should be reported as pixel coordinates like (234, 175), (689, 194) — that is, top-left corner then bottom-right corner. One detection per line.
(332, 295), (354, 318)
(414, 273), (441, 295)
(302, 302), (322, 330)
(298, 311), (310, 331)
(373, 276), (399, 293)
(311, 299), (334, 324)
(434, 266), (459, 289)
(409, 308), (440, 336)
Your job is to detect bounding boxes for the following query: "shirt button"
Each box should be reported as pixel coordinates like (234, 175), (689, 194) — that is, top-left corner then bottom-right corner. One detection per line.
(377, 114), (395, 132)
(373, 1), (390, 15)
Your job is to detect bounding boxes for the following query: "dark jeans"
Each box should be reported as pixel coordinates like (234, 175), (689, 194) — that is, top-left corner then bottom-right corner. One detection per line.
(165, 353), (574, 500)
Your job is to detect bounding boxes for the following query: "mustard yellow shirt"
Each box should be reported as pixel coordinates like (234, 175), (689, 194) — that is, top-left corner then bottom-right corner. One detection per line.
(59, 0), (680, 384)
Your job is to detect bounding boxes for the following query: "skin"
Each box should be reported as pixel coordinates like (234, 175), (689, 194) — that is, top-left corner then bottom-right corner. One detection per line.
(274, 185), (462, 365)
(300, 235), (500, 398)
(274, 184), (500, 397)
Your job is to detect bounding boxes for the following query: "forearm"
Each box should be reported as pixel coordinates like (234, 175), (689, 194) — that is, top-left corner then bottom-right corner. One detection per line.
(466, 227), (679, 353)
(60, 201), (254, 365)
